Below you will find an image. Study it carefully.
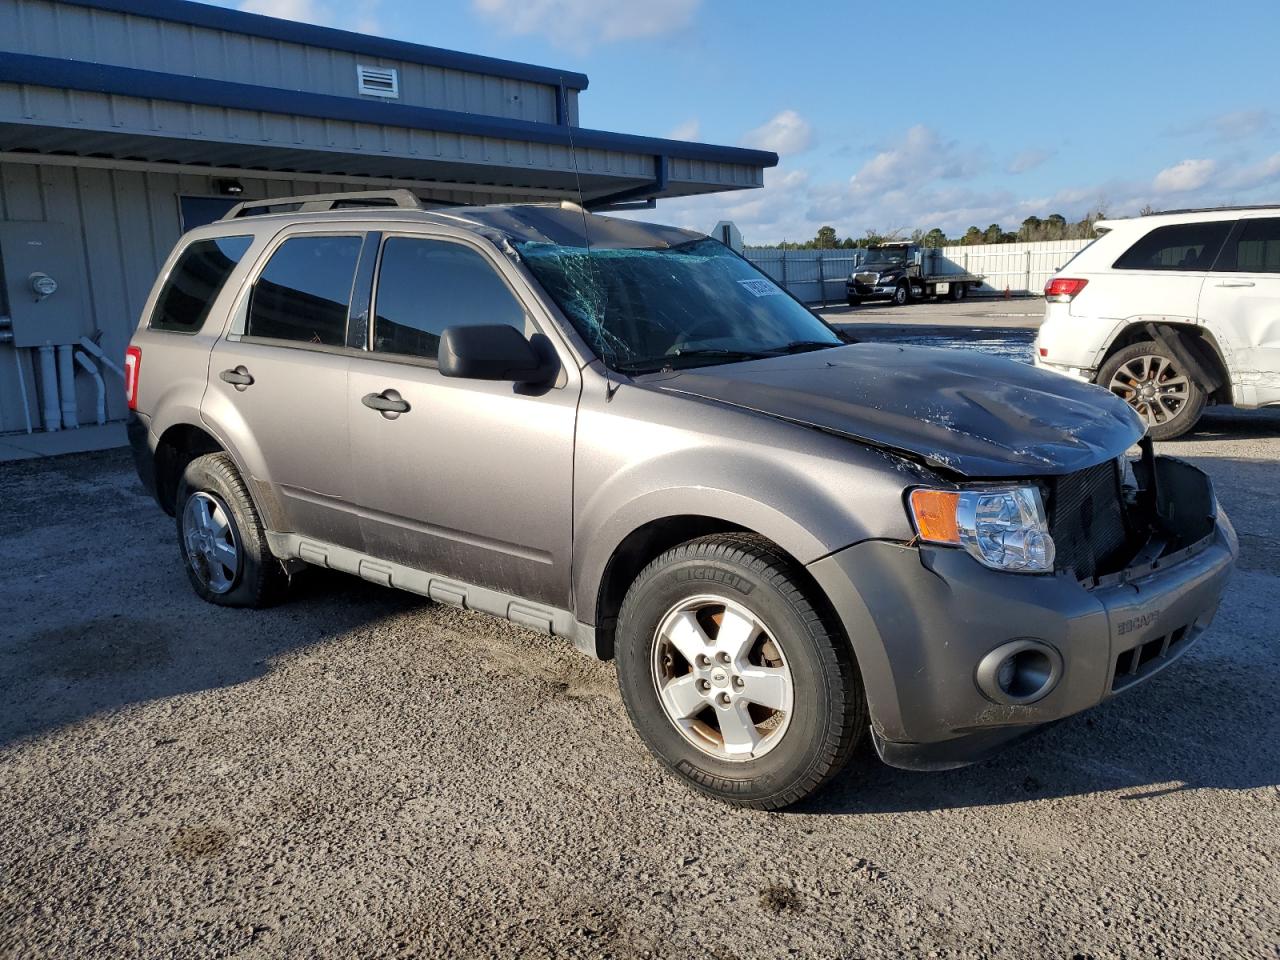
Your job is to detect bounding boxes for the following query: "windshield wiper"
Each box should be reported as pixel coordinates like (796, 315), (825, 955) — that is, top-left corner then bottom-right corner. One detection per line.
(613, 348), (774, 374)
(769, 340), (843, 354)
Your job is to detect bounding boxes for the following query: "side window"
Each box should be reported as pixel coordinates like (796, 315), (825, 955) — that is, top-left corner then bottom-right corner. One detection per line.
(1215, 218), (1280, 273)
(1112, 221), (1232, 271)
(247, 235), (362, 346)
(372, 237), (528, 360)
(149, 236), (252, 333)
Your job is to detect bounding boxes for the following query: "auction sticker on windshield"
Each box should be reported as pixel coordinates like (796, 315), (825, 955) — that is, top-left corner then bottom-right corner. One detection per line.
(738, 278), (782, 297)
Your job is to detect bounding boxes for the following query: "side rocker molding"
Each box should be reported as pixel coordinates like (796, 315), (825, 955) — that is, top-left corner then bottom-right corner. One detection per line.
(266, 532), (601, 657)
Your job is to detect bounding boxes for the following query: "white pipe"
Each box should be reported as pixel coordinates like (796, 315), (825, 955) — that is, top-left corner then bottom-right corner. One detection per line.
(78, 336), (125, 379)
(57, 345), (79, 430)
(13, 346), (33, 434)
(37, 345), (61, 432)
(75, 350), (106, 426)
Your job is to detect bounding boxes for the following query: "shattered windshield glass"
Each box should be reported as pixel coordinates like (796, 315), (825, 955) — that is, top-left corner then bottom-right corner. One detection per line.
(516, 238), (842, 373)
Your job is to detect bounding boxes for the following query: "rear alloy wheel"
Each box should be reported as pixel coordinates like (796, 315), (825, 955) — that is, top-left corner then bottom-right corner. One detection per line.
(616, 533), (866, 810)
(891, 282), (909, 306)
(176, 452), (286, 607)
(1098, 340), (1206, 440)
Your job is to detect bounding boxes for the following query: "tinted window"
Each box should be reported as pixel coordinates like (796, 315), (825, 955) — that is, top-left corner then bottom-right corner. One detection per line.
(1215, 218), (1280, 273)
(247, 235), (362, 346)
(1113, 221), (1231, 271)
(373, 238), (527, 359)
(150, 236), (253, 333)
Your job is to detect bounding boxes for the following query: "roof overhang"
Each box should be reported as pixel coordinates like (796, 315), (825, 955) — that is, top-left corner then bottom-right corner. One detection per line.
(0, 54), (776, 208)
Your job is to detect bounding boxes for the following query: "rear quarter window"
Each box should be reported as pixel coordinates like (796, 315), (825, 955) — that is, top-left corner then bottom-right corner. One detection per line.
(1112, 221), (1232, 271)
(149, 235), (253, 333)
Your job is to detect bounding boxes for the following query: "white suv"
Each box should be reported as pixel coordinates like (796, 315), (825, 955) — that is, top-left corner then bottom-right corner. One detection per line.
(1036, 206), (1280, 438)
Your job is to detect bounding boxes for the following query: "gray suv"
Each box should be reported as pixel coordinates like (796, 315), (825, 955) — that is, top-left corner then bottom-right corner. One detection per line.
(127, 191), (1237, 810)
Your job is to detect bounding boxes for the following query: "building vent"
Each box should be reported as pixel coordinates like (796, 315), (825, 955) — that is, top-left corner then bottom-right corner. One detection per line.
(356, 65), (399, 99)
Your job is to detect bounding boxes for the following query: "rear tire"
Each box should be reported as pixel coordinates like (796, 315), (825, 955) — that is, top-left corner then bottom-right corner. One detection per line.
(950, 283), (968, 302)
(1097, 340), (1206, 440)
(176, 452), (286, 607)
(615, 533), (866, 810)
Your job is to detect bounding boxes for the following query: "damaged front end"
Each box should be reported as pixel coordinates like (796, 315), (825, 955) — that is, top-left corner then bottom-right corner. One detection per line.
(1042, 437), (1223, 588)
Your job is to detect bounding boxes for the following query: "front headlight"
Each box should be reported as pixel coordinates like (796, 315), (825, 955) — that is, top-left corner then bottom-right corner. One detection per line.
(908, 486), (1055, 573)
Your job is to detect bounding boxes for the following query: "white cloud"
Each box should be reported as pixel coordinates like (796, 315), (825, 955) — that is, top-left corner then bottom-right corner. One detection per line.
(238, 0), (381, 33)
(1171, 109), (1274, 142)
(1153, 158), (1217, 193)
(740, 110), (814, 155)
(471, 0), (699, 51)
(849, 125), (983, 194)
(240, 0), (329, 21)
(666, 118), (701, 142)
(1224, 152), (1280, 191)
(1007, 148), (1051, 175)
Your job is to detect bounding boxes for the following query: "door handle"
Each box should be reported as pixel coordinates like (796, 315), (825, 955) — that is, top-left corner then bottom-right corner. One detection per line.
(219, 366), (254, 390)
(362, 389), (410, 419)
(1215, 280), (1255, 287)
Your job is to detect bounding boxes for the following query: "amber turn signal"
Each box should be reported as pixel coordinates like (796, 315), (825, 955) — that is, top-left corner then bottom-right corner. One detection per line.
(908, 489), (960, 544)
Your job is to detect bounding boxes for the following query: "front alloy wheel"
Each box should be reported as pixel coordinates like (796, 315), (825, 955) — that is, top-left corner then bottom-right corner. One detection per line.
(616, 533), (866, 810)
(652, 595), (794, 760)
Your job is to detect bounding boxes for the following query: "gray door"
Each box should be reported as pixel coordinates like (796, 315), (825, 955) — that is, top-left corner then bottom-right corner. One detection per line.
(347, 234), (577, 607)
(203, 233), (365, 549)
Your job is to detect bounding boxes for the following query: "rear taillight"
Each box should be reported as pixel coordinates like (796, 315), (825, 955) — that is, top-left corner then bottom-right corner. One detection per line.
(124, 346), (141, 410)
(1044, 277), (1088, 302)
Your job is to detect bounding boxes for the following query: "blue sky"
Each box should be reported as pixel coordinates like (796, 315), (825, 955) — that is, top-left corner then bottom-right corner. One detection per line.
(218, 0), (1280, 244)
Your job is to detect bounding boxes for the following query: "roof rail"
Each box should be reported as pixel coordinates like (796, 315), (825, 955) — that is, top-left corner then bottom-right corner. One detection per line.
(221, 189), (424, 220)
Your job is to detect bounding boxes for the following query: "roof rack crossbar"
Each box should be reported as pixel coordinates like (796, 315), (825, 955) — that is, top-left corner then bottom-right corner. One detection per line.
(221, 189), (423, 220)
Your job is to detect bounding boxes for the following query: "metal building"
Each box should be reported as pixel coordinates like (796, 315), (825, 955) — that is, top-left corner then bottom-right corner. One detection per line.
(0, 0), (776, 449)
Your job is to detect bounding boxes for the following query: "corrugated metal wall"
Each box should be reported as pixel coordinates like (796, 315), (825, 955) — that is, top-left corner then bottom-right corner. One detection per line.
(0, 159), (550, 435)
(745, 239), (1092, 304)
(1, 0), (574, 125)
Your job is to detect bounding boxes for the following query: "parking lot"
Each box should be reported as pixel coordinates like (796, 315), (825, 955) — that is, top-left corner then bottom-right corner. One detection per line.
(2, 316), (1278, 959)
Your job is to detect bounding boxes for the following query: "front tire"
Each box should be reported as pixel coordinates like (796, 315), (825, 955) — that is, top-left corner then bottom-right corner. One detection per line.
(176, 452), (286, 607)
(891, 282), (909, 306)
(1097, 340), (1206, 440)
(615, 533), (866, 810)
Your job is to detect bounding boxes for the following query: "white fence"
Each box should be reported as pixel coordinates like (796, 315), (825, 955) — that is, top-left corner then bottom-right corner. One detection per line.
(744, 239), (1092, 304)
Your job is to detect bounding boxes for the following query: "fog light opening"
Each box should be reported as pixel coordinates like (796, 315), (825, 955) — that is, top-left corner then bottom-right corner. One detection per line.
(976, 639), (1062, 705)
(999, 649), (1052, 700)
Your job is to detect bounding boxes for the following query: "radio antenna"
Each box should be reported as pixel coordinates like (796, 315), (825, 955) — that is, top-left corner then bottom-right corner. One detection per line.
(561, 78), (618, 401)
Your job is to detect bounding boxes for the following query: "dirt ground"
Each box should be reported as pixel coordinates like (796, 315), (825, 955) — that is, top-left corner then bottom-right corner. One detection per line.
(2, 395), (1278, 957)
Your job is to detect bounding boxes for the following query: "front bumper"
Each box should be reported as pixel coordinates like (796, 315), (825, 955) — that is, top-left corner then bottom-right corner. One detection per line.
(807, 464), (1237, 770)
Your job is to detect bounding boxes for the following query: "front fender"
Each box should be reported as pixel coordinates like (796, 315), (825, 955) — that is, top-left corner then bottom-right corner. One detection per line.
(571, 384), (930, 625)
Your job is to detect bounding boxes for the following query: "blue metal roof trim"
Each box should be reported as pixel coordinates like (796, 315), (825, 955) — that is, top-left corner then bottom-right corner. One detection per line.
(1, 55), (779, 169)
(66, 0), (592, 91)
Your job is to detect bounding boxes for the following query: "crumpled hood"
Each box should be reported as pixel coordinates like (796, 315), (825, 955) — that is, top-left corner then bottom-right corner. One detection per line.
(648, 342), (1145, 477)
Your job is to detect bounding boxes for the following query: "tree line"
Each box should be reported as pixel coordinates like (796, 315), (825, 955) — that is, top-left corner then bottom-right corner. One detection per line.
(772, 209), (1114, 250)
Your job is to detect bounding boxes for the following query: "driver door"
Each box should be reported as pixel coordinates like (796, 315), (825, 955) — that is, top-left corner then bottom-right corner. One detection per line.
(346, 232), (580, 607)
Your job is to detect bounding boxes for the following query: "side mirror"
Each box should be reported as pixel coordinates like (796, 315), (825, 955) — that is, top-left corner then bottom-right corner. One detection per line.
(438, 324), (549, 383)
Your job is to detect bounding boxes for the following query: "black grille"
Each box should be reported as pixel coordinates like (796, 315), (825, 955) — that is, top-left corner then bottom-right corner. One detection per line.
(1112, 624), (1192, 691)
(1047, 459), (1129, 580)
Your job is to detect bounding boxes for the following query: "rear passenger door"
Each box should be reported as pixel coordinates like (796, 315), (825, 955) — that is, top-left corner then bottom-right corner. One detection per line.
(1108, 220), (1234, 326)
(204, 230), (369, 550)
(1201, 217), (1280, 406)
(346, 232), (579, 608)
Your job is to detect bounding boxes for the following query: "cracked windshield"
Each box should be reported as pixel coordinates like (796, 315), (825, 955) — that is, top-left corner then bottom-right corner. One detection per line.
(517, 238), (841, 374)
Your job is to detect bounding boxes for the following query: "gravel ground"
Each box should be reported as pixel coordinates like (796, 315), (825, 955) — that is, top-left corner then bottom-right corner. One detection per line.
(2, 381), (1278, 957)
